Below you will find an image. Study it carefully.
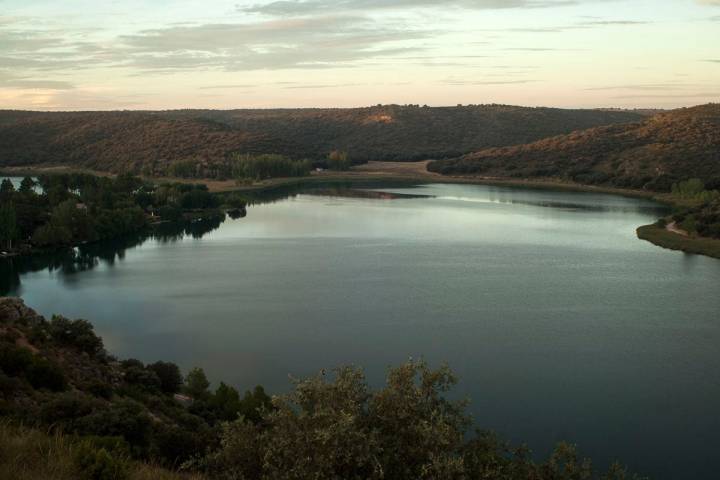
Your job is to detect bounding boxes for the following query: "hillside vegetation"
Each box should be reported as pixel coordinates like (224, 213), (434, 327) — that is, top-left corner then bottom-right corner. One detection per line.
(429, 104), (720, 192)
(0, 105), (643, 178)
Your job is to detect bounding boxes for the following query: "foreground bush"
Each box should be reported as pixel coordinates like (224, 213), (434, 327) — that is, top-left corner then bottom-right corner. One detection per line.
(203, 361), (644, 480)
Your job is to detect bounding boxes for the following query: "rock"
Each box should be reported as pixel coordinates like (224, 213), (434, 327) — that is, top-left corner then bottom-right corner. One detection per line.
(0, 297), (46, 326)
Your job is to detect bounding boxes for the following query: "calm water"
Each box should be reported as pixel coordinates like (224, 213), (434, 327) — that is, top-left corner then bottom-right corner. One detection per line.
(3, 182), (720, 479)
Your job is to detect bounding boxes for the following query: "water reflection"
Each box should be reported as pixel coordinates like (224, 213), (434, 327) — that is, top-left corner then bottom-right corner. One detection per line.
(0, 214), (226, 296)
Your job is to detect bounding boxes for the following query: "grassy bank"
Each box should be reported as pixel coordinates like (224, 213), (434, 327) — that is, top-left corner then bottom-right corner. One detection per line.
(0, 422), (203, 480)
(637, 224), (720, 259)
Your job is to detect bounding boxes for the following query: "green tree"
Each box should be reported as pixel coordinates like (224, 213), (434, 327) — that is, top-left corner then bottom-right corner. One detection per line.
(19, 176), (37, 194)
(0, 203), (19, 250)
(147, 361), (183, 394)
(671, 178), (705, 199)
(31, 223), (72, 247)
(185, 367), (210, 399)
(0, 179), (15, 195)
(50, 200), (96, 242)
(48, 315), (104, 356)
(211, 382), (242, 421)
(206, 361), (637, 480)
(327, 150), (351, 171)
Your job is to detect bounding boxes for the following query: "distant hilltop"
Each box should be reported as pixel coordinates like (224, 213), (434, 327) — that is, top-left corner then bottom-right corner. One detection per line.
(0, 104), (643, 176)
(429, 103), (720, 192)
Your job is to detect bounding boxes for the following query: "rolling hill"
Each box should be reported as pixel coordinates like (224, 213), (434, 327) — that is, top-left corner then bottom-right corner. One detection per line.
(428, 104), (720, 192)
(0, 105), (643, 177)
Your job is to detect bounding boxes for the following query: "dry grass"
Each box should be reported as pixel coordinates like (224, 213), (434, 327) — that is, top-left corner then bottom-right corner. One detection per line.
(0, 422), (204, 480)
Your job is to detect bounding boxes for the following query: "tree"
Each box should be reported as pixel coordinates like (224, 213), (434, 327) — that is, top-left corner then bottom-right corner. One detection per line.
(31, 223), (72, 247)
(0, 179), (15, 195)
(50, 200), (96, 242)
(19, 176), (37, 194)
(208, 361), (467, 480)
(48, 315), (104, 355)
(0, 203), (19, 250)
(147, 361), (183, 394)
(185, 367), (210, 399)
(206, 361), (635, 480)
(327, 150), (351, 171)
(211, 382), (242, 421)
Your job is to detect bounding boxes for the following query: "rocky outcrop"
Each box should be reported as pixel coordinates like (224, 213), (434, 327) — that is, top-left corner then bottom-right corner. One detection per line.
(0, 297), (45, 327)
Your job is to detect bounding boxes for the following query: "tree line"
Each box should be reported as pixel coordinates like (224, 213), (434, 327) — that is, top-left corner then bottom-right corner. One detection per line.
(0, 174), (228, 253)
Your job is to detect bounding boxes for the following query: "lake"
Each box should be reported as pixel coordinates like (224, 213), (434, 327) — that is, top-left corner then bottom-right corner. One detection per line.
(3, 182), (720, 479)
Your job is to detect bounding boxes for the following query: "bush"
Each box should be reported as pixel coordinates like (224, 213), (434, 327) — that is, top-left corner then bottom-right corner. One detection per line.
(150, 423), (209, 466)
(48, 316), (104, 356)
(206, 361), (635, 480)
(157, 205), (182, 222)
(73, 442), (130, 480)
(25, 357), (67, 392)
(327, 150), (351, 171)
(231, 153), (312, 180)
(75, 401), (153, 451)
(40, 393), (99, 425)
(121, 360), (162, 392)
(86, 381), (114, 399)
(0, 343), (66, 391)
(0, 343), (34, 376)
(147, 362), (183, 394)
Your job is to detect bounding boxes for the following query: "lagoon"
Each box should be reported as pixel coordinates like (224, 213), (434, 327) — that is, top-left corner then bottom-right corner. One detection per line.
(3, 183), (720, 479)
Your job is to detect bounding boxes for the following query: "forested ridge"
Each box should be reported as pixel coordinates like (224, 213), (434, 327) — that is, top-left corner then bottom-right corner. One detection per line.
(429, 104), (720, 193)
(0, 105), (642, 178)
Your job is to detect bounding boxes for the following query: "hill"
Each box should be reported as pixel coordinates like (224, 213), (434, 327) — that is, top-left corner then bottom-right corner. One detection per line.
(0, 105), (643, 178)
(428, 104), (720, 192)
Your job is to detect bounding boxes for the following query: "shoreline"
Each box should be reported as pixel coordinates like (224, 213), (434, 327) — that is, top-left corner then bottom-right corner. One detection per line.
(4, 161), (718, 260)
(637, 224), (720, 259)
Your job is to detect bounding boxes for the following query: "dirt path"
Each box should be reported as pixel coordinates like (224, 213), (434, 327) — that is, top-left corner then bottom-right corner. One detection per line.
(351, 160), (439, 177)
(666, 222), (689, 236)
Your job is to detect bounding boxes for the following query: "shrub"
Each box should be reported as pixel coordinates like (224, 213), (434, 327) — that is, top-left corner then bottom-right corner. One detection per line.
(40, 393), (98, 425)
(75, 401), (153, 452)
(86, 381), (114, 399)
(0, 343), (34, 376)
(327, 150), (352, 171)
(73, 442), (130, 480)
(147, 362), (183, 394)
(231, 153), (312, 180)
(25, 357), (67, 392)
(0, 343), (66, 391)
(48, 316), (104, 356)
(121, 361), (162, 392)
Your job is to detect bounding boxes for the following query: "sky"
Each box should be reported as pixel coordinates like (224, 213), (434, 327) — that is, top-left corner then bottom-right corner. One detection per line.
(0, 0), (718, 110)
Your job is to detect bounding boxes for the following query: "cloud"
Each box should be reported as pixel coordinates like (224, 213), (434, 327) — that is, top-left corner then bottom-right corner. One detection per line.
(116, 16), (432, 71)
(242, 0), (578, 16)
(2, 79), (75, 90)
(696, 0), (720, 5)
(576, 20), (648, 25)
(612, 92), (720, 99)
(442, 78), (536, 85)
(198, 84), (259, 90)
(480, 18), (649, 34)
(282, 82), (363, 88)
(503, 47), (559, 51)
(585, 83), (705, 91)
